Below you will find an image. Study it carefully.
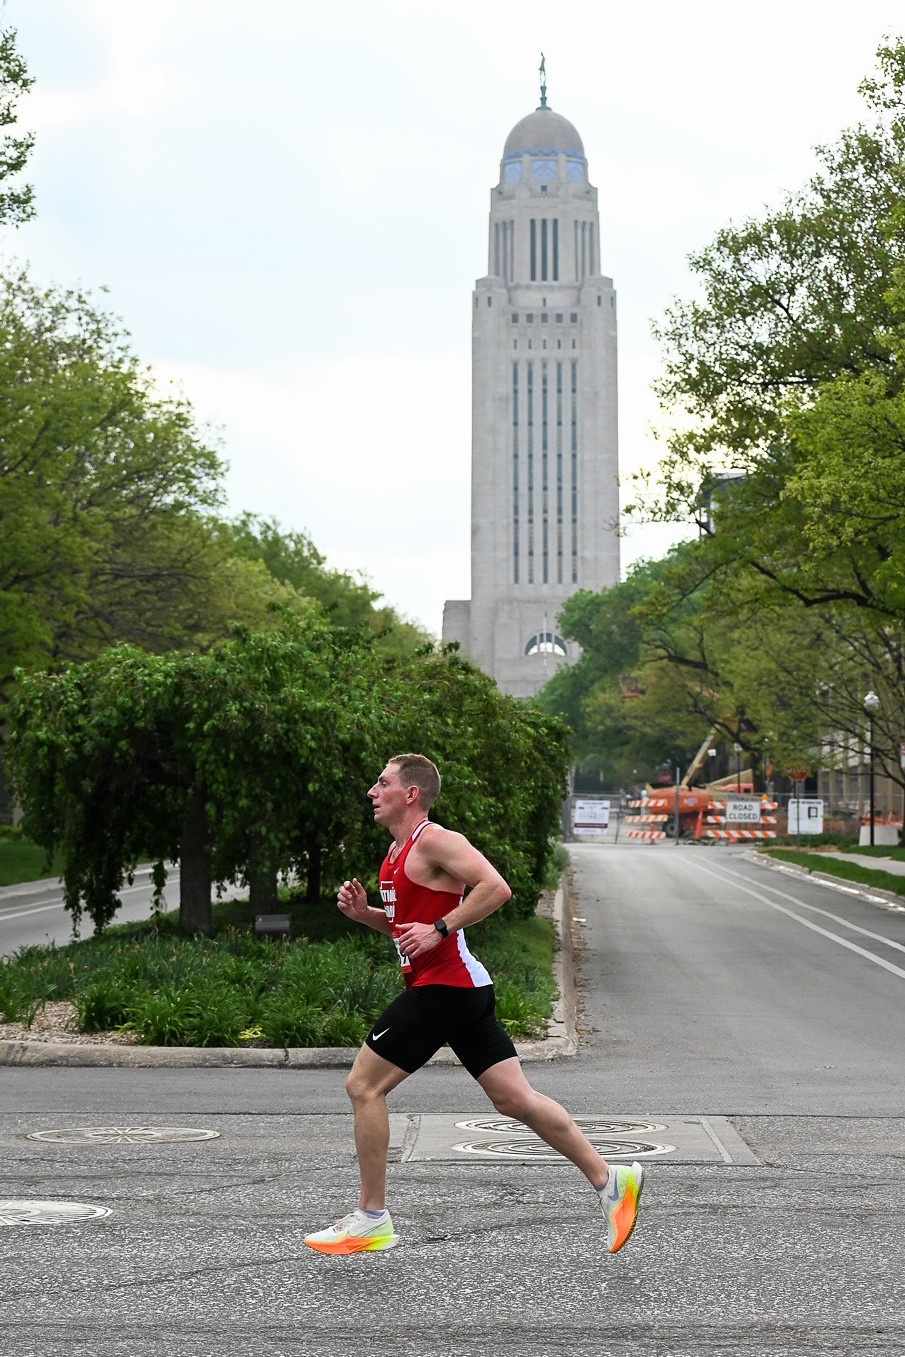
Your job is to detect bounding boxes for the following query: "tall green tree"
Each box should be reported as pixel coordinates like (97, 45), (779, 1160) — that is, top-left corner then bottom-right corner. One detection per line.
(624, 38), (905, 792)
(0, 270), (302, 703)
(0, 26), (34, 226)
(216, 513), (431, 655)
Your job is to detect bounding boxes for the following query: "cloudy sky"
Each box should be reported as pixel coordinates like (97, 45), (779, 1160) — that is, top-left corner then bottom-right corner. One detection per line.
(4, 0), (902, 633)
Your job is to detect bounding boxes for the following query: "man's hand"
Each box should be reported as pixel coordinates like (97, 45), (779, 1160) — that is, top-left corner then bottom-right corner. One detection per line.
(337, 878), (371, 922)
(394, 919), (444, 959)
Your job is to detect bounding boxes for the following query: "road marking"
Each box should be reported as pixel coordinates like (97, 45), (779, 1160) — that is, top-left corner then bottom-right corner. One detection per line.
(687, 859), (905, 981)
(0, 879), (174, 924)
(0, 901), (69, 923)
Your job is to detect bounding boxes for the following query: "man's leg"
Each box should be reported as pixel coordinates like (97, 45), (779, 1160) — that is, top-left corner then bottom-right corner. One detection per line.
(345, 1043), (410, 1209)
(477, 1056), (608, 1186)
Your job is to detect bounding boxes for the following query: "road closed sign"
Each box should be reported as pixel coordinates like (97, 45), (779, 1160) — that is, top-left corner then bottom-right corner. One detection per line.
(724, 797), (763, 824)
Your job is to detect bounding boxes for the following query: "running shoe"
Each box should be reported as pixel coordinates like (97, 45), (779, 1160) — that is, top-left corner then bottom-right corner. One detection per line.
(304, 1208), (398, 1255)
(598, 1161), (644, 1253)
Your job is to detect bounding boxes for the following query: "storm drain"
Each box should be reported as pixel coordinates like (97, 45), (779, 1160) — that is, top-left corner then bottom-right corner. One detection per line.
(452, 1117), (674, 1161)
(26, 1126), (221, 1145)
(0, 1200), (112, 1225)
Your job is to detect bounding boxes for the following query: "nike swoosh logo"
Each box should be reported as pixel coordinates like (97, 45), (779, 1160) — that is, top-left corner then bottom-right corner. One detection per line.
(372, 1028), (390, 1042)
(606, 1174), (622, 1202)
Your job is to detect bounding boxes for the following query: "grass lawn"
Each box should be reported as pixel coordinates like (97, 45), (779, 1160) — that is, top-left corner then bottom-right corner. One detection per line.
(760, 844), (905, 897)
(0, 836), (62, 888)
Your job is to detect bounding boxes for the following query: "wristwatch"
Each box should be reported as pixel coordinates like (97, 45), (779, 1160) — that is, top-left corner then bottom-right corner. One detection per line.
(433, 918), (449, 938)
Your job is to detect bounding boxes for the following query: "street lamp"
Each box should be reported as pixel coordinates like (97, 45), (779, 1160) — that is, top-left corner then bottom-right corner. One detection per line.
(864, 691), (880, 847)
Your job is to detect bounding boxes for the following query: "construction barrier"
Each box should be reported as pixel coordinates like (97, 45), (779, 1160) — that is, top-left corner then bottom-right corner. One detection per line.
(701, 801), (778, 842)
(623, 796), (778, 843)
(624, 797), (668, 841)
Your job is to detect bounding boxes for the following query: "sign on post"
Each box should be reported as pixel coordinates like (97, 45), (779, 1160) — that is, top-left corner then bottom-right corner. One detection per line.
(572, 799), (610, 836)
(724, 796), (763, 825)
(788, 798), (824, 834)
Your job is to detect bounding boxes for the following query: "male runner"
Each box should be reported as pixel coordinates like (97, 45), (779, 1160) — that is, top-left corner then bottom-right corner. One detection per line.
(304, 753), (643, 1256)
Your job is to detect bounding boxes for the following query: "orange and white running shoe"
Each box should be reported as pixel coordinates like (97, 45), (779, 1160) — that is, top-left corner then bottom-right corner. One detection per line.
(598, 1161), (644, 1253)
(304, 1208), (398, 1255)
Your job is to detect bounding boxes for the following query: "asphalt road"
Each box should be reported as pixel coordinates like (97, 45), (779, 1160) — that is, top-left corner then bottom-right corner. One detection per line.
(1, 843), (904, 1356)
(0, 866), (183, 954)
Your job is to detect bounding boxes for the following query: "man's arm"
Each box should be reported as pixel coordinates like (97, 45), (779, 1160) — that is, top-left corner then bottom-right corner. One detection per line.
(394, 826), (511, 959)
(336, 877), (393, 934)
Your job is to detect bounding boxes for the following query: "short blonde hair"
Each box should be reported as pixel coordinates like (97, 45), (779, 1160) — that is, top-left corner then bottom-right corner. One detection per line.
(389, 753), (441, 809)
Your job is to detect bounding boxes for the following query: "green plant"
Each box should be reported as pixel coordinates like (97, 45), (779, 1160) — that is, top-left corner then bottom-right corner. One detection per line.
(73, 980), (140, 1032)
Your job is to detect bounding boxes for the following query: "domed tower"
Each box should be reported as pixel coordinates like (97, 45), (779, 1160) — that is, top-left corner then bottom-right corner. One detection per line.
(443, 75), (619, 697)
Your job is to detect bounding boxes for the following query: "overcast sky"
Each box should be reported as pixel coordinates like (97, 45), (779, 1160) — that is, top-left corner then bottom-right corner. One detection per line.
(4, 0), (902, 633)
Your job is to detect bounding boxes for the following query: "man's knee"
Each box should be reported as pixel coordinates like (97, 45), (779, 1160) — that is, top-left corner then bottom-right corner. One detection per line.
(481, 1066), (536, 1120)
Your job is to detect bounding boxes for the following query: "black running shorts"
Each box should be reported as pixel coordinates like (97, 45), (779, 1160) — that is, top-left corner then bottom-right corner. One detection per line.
(364, 984), (516, 1079)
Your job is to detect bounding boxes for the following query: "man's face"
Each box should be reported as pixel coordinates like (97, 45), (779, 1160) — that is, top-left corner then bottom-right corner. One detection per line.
(368, 764), (412, 825)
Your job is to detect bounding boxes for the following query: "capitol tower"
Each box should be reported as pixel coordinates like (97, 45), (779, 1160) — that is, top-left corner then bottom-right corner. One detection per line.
(443, 71), (619, 698)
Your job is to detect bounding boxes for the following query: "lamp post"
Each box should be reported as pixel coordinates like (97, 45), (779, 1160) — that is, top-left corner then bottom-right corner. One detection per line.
(864, 691), (880, 847)
(733, 742), (742, 792)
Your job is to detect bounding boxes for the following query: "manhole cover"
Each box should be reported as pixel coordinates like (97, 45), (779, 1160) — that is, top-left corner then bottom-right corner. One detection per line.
(456, 1118), (667, 1136)
(0, 1200), (112, 1225)
(452, 1138), (675, 1159)
(26, 1126), (221, 1145)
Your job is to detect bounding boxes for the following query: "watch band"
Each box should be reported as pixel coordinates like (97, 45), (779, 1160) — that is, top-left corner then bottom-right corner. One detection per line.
(433, 918), (449, 938)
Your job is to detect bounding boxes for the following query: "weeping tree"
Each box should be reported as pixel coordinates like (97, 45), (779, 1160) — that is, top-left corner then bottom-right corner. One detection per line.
(6, 619), (388, 933)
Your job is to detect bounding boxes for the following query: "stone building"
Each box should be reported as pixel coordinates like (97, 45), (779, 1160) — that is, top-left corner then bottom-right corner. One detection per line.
(443, 83), (619, 697)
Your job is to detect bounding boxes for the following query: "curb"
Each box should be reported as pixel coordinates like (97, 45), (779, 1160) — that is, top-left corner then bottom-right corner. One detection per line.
(0, 884), (579, 1069)
(748, 850), (905, 912)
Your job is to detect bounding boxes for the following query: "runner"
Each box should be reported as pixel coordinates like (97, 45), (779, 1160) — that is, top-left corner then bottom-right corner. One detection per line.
(304, 753), (643, 1256)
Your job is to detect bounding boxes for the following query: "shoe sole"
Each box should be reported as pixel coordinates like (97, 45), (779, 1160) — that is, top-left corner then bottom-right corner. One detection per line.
(304, 1233), (399, 1255)
(609, 1166), (644, 1254)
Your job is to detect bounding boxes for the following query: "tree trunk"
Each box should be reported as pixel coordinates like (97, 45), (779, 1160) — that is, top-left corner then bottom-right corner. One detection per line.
(248, 844), (278, 913)
(179, 786), (213, 934)
(305, 835), (322, 903)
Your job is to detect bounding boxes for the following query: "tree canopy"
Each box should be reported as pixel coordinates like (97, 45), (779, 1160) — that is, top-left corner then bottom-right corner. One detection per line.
(8, 626), (570, 934)
(0, 26), (34, 227)
(583, 38), (905, 795)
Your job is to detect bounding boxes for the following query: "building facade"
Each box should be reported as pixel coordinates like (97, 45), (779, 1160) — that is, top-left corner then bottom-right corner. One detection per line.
(442, 93), (619, 697)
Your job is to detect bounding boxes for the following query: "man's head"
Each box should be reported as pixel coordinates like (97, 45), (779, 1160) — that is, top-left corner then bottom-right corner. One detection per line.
(368, 754), (442, 829)
(387, 753), (441, 810)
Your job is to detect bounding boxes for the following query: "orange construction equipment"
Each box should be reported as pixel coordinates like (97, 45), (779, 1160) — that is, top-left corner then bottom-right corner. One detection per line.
(640, 720), (760, 840)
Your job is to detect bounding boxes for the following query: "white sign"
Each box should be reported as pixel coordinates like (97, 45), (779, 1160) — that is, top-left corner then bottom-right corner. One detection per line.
(724, 797), (763, 824)
(788, 798), (824, 834)
(572, 799), (610, 834)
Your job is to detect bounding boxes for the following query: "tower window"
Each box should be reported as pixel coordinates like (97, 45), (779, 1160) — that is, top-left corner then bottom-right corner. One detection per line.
(555, 313), (563, 323)
(511, 313), (519, 323)
(570, 313), (578, 323)
(526, 313), (534, 323)
(525, 633), (567, 657)
(541, 314), (548, 323)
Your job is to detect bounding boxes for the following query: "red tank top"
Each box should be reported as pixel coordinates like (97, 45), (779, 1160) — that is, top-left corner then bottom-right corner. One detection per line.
(378, 819), (492, 989)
